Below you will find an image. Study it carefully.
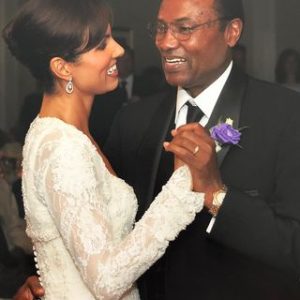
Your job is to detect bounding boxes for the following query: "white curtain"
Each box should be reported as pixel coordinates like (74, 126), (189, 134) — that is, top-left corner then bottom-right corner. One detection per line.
(242, 0), (277, 81)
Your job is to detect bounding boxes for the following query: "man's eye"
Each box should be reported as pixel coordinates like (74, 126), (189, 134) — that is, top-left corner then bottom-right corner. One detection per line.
(177, 26), (193, 34)
(157, 24), (167, 33)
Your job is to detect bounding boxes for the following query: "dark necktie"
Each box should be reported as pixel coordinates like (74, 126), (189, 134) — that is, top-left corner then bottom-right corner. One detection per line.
(186, 101), (204, 123)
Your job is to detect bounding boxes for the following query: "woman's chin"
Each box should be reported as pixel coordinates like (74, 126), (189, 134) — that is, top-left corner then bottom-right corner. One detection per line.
(97, 82), (119, 95)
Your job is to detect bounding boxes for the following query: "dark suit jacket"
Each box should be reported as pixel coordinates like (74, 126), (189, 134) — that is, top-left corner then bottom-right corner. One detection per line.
(90, 76), (141, 147)
(104, 66), (300, 299)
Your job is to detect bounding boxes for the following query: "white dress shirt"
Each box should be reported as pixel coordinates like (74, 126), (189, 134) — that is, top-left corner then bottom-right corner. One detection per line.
(174, 61), (233, 232)
(175, 61), (233, 128)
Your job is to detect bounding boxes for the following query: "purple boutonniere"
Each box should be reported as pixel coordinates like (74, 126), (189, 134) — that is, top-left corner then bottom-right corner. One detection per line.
(210, 118), (244, 151)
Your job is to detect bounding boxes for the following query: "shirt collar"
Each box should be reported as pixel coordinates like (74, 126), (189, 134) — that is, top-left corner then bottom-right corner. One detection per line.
(124, 73), (134, 84)
(120, 74), (134, 98)
(175, 61), (233, 123)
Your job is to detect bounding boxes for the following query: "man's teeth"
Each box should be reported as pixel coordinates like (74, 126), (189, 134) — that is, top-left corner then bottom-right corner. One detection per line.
(107, 64), (117, 75)
(165, 57), (186, 63)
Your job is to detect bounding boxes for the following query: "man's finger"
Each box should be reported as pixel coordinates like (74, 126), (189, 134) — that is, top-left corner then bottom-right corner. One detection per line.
(13, 276), (45, 300)
(27, 276), (44, 295)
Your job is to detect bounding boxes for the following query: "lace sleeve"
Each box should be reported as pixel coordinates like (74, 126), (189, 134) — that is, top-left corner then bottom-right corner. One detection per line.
(38, 137), (203, 300)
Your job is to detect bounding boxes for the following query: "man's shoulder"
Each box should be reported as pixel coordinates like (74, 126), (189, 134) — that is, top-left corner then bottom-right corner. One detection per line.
(247, 76), (300, 102)
(242, 75), (300, 114)
(241, 75), (300, 128)
(117, 88), (176, 121)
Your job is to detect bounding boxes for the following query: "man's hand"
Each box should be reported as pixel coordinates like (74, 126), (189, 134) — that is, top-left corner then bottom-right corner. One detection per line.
(164, 123), (224, 208)
(13, 276), (44, 300)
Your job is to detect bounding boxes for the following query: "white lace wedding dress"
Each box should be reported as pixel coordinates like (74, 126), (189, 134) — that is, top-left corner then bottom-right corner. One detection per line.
(22, 117), (204, 300)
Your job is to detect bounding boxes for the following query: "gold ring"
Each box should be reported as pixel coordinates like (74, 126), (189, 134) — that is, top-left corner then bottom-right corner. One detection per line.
(193, 145), (200, 155)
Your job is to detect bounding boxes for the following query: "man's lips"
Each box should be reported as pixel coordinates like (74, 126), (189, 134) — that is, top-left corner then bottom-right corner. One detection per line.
(162, 56), (187, 72)
(164, 56), (187, 64)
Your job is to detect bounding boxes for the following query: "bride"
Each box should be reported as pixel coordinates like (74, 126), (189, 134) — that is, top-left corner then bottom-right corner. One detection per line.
(3, 0), (204, 299)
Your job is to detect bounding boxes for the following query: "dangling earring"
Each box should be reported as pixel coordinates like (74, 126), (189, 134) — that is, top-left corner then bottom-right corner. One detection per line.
(65, 77), (73, 94)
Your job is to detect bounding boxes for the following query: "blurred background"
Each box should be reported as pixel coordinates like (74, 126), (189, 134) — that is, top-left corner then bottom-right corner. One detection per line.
(0, 0), (300, 131)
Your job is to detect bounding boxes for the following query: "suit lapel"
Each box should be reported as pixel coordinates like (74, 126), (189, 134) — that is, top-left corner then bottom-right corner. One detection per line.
(135, 67), (248, 216)
(206, 66), (249, 167)
(135, 89), (177, 218)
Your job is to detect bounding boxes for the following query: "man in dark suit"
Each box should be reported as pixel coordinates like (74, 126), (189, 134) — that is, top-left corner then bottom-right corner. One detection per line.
(104, 0), (300, 299)
(14, 0), (300, 299)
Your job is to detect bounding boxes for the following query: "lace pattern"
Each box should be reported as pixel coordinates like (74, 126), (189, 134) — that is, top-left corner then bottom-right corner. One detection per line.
(22, 117), (204, 299)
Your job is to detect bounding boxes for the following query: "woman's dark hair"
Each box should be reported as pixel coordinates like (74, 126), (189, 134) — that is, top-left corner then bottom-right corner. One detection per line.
(275, 48), (300, 84)
(2, 0), (112, 93)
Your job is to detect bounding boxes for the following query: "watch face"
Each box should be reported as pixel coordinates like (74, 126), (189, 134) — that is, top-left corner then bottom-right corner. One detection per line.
(213, 191), (226, 206)
(210, 187), (227, 217)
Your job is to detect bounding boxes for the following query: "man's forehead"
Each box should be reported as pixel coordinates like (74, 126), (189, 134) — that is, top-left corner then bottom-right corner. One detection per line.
(158, 0), (215, 20)
(159, 0), (215, 10)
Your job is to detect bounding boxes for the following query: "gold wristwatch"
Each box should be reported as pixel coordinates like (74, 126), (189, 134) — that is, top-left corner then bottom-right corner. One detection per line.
(208, 186), (227, 217)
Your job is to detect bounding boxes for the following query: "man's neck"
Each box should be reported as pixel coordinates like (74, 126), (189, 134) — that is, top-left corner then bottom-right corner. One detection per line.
(184, 61), (233, 98)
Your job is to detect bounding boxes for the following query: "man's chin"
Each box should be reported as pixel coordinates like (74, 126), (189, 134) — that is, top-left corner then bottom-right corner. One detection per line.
(164, 73), (189, 88)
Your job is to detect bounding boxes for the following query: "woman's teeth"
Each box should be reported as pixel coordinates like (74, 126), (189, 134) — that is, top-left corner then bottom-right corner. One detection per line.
(107, 64), (117, 75)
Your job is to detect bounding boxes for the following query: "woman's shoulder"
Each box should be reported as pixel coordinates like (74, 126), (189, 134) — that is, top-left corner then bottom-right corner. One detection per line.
(24, 117), (96, 164)
(23, 117), (100, 195)
(26, 117), (91, 148)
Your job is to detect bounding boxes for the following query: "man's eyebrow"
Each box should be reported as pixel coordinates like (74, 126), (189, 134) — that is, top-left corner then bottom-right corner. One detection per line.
(174, 17), (194, 22)
(157, 12), (207, 23)
(157, 17), (194, 23)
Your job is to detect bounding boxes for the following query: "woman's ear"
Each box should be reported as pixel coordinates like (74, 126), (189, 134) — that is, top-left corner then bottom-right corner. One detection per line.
(49, 57), (72, 81)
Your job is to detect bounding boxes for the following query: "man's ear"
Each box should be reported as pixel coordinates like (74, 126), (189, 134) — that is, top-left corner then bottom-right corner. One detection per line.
(49, 57), (72, 81)
(225, 18), (243, 48)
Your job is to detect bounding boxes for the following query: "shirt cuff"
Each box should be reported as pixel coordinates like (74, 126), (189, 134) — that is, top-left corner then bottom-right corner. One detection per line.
(206, 217), (216, 234)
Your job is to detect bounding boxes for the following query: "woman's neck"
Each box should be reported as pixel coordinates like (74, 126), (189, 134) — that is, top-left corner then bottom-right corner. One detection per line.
(39, 92), (94, 135)
(39, 91), (117, 175)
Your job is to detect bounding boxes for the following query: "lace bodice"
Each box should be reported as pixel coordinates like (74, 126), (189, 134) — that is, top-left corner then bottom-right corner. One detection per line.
(22, 117), (204, 300)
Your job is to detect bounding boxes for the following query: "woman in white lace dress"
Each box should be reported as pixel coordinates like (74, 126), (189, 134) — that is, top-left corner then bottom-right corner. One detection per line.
(3, 0), (204, 299)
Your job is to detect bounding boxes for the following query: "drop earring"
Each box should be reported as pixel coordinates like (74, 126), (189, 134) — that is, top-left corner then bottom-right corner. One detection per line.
(65, 77), (73, 94)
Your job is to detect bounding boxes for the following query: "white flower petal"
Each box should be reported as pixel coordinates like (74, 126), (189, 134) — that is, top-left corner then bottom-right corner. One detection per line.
(225, 118), (234, 126)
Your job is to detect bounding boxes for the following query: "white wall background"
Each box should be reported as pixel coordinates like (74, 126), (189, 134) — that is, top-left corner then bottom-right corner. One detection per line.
(240, 0), (277, 80)
(0, 0), (300, 131)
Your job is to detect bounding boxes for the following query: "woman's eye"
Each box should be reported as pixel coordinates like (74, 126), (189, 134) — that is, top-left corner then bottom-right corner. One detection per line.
(97, 35), (110, 50)
(97, 42), (107, 50)
(97, 41), (107, 50)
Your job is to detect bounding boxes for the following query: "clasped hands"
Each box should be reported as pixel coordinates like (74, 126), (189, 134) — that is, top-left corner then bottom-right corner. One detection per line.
(164, 123), (224, 209)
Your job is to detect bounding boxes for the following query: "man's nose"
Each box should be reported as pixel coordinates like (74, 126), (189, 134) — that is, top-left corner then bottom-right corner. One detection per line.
(155, 29), (180, 51)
